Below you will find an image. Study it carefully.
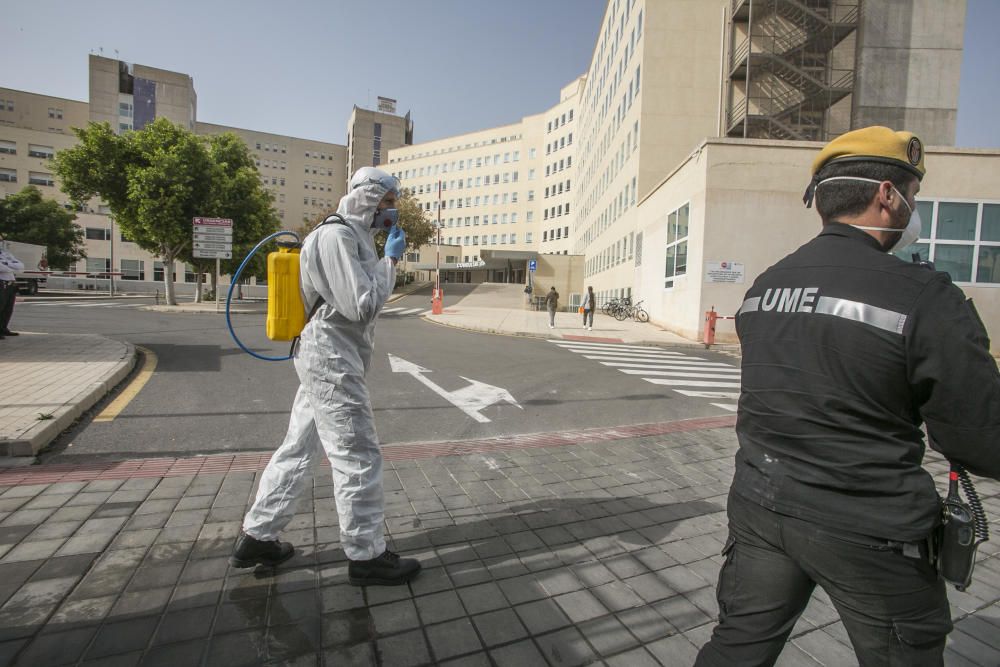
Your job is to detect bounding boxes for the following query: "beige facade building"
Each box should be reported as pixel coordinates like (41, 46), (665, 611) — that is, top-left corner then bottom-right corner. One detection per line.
(633, 139), (1000, 348)
(347, 104), (413, 179)
(1, 55), (411, 291)
(5, 0), (997, 347)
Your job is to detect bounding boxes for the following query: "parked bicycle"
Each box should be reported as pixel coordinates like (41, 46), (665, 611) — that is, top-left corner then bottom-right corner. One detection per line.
(615, 299), (649, 322)
(602, 295), (631, 317)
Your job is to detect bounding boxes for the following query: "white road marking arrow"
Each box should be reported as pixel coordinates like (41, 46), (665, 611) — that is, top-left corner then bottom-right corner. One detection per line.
(388, 354), (522, 423)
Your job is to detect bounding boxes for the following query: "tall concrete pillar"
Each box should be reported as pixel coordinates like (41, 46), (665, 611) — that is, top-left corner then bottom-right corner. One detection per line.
(853, 0), (966, 145)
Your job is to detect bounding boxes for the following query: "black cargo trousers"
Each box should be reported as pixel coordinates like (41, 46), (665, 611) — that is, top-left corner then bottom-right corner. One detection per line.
(695, 491), (951, 667)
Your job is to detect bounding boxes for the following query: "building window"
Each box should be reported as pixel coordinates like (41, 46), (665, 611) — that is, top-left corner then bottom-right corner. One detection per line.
(86, 257), (111, 277)
(28, 171), (55, 186)
(0, 140), (15, 155)
(28, 144), (55, 159)
(664, 203), (689, 288)
(85, 227), (110, 241)
(0, 167), (15, 183)
(121, 259), (144, 281)
(892, 200), (1000, 284)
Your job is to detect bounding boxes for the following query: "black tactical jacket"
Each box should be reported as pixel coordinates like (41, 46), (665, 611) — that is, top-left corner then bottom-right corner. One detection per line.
(733, 222), (1000, 542)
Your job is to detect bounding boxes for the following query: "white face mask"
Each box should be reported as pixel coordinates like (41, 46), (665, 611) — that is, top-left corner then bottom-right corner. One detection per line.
(816, 176), (921, 253)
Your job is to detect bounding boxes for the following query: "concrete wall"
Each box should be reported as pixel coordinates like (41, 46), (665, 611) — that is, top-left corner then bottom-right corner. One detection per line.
(530, 254), (586, 309)
(853, 0), (966, 145)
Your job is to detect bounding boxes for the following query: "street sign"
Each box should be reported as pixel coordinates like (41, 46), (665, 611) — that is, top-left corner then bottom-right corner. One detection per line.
(192, 217), (233, 227)
(193, 240), (232, 251)
(193, 249), (232, 259)
(529, 259), (537, 272)
(193, 226), (233, 236)
(193, 232), (232, 242)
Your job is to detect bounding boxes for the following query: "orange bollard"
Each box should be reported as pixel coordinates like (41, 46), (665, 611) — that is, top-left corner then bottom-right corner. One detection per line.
(431, 287), (444, 314)
(703, 308), (718, 348)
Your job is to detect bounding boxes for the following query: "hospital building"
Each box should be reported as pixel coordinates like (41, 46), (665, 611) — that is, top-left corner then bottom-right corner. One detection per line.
(2, 0), (999, 349)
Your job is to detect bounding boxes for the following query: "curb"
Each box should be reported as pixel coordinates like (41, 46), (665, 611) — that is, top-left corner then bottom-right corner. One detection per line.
(1, 342), (137, 457)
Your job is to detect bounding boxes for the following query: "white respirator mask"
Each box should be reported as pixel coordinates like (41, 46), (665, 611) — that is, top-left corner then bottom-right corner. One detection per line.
(817, 176), (921, 253)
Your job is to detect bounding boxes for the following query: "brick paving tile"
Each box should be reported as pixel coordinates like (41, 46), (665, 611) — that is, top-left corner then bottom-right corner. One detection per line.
(514, 598), (572, 635)
(580, 613), (643, 657)
(645, 632), (702, 665)
(414, 589), (466, 624)
(489, 638), (548, 666)
(84, 614), (160, 660)
(141, 640), (209, 667)
(471, 607), (529, 647)
(554, 588), (608, 624)
(535, 626), (598, 667)
(368, 598), (420, 636)
(425, 617), (484, 661)
(375, 627), (431, 667)
(16, 625), (98, 666)
(457, 581), (508, 615)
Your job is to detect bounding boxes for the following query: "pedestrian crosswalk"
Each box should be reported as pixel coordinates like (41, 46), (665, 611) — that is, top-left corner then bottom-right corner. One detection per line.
(381, 306), (430, 317)
(548, 339), (741, 412)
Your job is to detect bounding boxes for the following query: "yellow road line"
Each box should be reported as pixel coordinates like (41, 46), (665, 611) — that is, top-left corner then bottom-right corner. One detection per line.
(93, 345), (157, 423)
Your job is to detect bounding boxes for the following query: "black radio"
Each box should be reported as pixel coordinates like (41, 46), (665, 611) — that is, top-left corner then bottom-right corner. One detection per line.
(935, 465), (990, 592)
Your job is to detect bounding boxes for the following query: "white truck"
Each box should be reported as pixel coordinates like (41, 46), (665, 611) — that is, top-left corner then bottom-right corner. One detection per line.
(1, 240), (48, 295)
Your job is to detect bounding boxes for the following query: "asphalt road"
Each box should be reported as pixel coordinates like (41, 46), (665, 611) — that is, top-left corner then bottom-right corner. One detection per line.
(14, 289), (740, 462)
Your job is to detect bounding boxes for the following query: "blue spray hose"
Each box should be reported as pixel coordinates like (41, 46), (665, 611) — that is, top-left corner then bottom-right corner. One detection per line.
(226, 230), (300, 361)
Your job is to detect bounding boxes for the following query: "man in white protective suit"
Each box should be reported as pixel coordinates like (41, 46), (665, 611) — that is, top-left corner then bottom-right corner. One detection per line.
(230, 167), (421, 586)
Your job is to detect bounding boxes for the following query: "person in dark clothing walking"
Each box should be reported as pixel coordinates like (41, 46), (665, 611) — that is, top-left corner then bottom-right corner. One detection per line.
(545, 286), (559, 328)
(0, 241), (24, 339)
(696, 126), (1000, 667)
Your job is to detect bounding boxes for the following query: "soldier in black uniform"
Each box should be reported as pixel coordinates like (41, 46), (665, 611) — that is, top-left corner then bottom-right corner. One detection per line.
(695, 126), (1000, 667)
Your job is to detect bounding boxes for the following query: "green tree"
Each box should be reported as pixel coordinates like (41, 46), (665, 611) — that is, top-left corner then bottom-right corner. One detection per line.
(0, 186), (86, 269)
(53, 119), (278, 305)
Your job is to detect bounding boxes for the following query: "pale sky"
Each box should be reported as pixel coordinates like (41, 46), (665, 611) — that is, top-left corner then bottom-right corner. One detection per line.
(1, 0), (997, 147)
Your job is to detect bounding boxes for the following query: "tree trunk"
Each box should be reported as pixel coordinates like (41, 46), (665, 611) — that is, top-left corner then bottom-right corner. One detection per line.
(163, 253), (177, 306)
(194, 278), (203, 303)
(210, 270), (219, 300)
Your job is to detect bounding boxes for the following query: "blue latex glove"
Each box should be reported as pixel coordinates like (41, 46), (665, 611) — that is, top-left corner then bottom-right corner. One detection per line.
(385, 224), (406, 260)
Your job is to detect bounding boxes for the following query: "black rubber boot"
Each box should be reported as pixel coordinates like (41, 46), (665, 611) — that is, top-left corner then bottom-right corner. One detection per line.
(229, 531), (294, 568)
(348, 549), (421, 586)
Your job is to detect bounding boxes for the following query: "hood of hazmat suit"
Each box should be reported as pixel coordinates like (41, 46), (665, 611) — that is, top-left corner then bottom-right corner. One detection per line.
(297, 168), (399, 383)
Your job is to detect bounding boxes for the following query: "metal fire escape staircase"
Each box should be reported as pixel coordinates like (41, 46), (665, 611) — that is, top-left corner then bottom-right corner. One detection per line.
(727, 0), (859, 141)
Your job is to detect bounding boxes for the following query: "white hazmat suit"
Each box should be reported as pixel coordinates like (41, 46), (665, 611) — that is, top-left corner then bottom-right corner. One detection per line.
(243, 170), (397, 560)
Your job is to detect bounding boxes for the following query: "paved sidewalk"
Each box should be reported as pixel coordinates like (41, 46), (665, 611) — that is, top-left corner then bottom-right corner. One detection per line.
(424, 307), (706, 349)
(0, 419), (997, 666)
(0, 334), (135, 457)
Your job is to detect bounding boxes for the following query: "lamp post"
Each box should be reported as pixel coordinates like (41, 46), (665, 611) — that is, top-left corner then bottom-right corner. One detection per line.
(109, 215), (115, 297)
(432, 179), (443, 314)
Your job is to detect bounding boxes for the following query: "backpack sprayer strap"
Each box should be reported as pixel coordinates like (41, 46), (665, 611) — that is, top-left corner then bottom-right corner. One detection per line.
(288, 214), (348, 356)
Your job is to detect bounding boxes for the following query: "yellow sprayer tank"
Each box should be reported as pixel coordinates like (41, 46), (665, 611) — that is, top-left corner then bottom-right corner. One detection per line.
(266, 244), (306, 341)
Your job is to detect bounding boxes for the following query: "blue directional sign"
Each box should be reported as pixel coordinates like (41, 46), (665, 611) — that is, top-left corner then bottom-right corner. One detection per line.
(529, 259), (537, 272)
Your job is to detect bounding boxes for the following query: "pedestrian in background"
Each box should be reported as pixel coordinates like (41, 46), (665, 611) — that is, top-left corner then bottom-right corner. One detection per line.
(582, 285), (595, 330)
(0, 239), (24, 339)
(545, 286), (559, 328)
(696, 126), (1000, 666)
